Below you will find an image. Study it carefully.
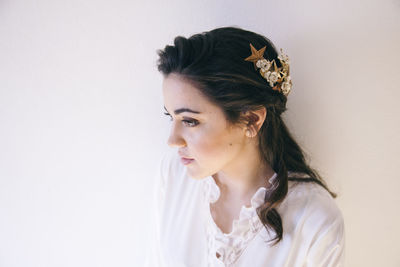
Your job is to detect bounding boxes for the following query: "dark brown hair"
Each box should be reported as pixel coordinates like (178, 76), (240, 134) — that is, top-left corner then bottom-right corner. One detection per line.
(156, 26), (336, 245)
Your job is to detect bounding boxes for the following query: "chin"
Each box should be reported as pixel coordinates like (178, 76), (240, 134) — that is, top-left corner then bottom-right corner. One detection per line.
(186, 168), (210, 180)
(186, 172), (207, 180)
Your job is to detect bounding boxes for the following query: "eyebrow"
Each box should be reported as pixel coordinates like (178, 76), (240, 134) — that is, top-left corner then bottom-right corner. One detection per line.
(164, 106), (201, 115)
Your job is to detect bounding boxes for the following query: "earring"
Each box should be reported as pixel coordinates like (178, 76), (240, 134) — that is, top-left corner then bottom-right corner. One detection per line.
(245, 129), (252, 137)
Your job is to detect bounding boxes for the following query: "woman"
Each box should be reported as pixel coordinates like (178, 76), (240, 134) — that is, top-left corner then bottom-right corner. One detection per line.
(145, 27), (345, 267)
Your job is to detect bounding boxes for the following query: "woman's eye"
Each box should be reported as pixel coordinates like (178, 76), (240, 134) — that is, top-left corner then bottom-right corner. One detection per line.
(182, 119), (199, 127)
(164, 112), (199, 127)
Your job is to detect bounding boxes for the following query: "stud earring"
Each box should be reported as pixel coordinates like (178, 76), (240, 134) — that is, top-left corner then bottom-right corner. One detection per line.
(245, 129), (252, 137)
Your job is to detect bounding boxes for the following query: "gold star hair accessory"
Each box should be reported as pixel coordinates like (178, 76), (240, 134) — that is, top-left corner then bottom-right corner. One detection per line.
(245, 43), (292, 96)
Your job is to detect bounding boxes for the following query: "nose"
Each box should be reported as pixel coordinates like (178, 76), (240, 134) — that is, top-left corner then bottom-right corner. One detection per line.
(167, 123), (186, 148)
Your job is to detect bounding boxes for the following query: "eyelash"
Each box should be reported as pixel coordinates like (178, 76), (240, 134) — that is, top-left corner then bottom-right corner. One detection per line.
(163, 112), (199, 127)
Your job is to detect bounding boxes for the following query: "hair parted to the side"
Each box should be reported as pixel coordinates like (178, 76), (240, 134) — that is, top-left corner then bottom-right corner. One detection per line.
(156, 26), (337, 246)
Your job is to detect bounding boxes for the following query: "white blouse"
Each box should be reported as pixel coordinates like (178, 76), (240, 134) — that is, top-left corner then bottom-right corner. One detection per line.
(144, 150), (345, 267)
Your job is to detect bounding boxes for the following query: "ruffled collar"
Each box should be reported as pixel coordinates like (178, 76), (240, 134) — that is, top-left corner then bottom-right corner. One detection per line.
(202, 172), (278, 266)
(204, 172), (277, 207)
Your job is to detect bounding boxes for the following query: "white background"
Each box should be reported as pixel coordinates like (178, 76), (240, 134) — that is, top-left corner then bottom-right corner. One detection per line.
(0, 0), (399, 266)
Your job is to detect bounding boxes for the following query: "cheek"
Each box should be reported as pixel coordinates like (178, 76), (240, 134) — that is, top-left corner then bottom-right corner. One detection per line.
(188, 126), (242, 164)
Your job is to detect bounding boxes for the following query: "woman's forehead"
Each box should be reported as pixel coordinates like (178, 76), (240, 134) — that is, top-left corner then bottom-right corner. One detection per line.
(162, 74), (219, 114)
(163, 74), (202, 97)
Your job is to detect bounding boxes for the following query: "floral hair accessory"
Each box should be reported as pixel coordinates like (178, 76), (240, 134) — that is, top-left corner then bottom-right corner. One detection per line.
(244, 43), (292, 96)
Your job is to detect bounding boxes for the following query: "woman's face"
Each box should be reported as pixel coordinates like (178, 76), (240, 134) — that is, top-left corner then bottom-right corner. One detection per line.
(162, 73), (248, 180)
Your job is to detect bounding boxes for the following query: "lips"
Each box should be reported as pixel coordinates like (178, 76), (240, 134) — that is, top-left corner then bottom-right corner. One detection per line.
(180, 157), (194, 165)
(178, 151), (193, 159)
(178, 151), (194, 165)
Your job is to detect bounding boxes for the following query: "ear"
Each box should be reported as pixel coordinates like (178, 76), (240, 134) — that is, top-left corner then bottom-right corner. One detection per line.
(242, 107), (267, 138)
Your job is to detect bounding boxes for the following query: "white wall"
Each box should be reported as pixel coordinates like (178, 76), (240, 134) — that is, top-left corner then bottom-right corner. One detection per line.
(0, 0), (399, 266)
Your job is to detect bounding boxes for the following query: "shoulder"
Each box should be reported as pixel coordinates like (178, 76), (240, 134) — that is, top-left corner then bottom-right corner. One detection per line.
(155, 149), (195, 195)
(284, 181), (342, 215)
(152, 149), (182, 197)
(158, 149), (187, 182)
(280, 181), (345, 265)
(280, 181), (344, 236)
(157, 149), (184, 179)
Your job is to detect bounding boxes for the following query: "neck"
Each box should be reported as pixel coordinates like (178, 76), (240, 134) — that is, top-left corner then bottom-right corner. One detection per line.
(212, 143), (275, 205)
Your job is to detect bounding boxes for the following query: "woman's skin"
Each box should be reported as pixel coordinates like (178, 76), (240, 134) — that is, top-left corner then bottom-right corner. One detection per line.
(162, 73), (276, 233)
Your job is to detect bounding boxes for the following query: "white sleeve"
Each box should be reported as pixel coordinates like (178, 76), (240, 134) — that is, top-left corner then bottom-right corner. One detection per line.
(143, 153), (168, 267)
(305, 211), (346, 267)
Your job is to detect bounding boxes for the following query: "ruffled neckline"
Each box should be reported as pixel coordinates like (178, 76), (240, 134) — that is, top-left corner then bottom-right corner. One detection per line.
(204, 172), (277, 207)
(205, 171), (309, 206)
(203, 173), (277, 235)
(202, 172), (278, 266)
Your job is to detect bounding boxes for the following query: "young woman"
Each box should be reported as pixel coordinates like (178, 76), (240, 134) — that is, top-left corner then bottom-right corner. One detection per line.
(145, 27), (345, 267)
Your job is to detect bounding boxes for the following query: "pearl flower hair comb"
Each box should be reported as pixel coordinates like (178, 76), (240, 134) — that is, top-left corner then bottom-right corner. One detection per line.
(244, 43), (292, 96)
